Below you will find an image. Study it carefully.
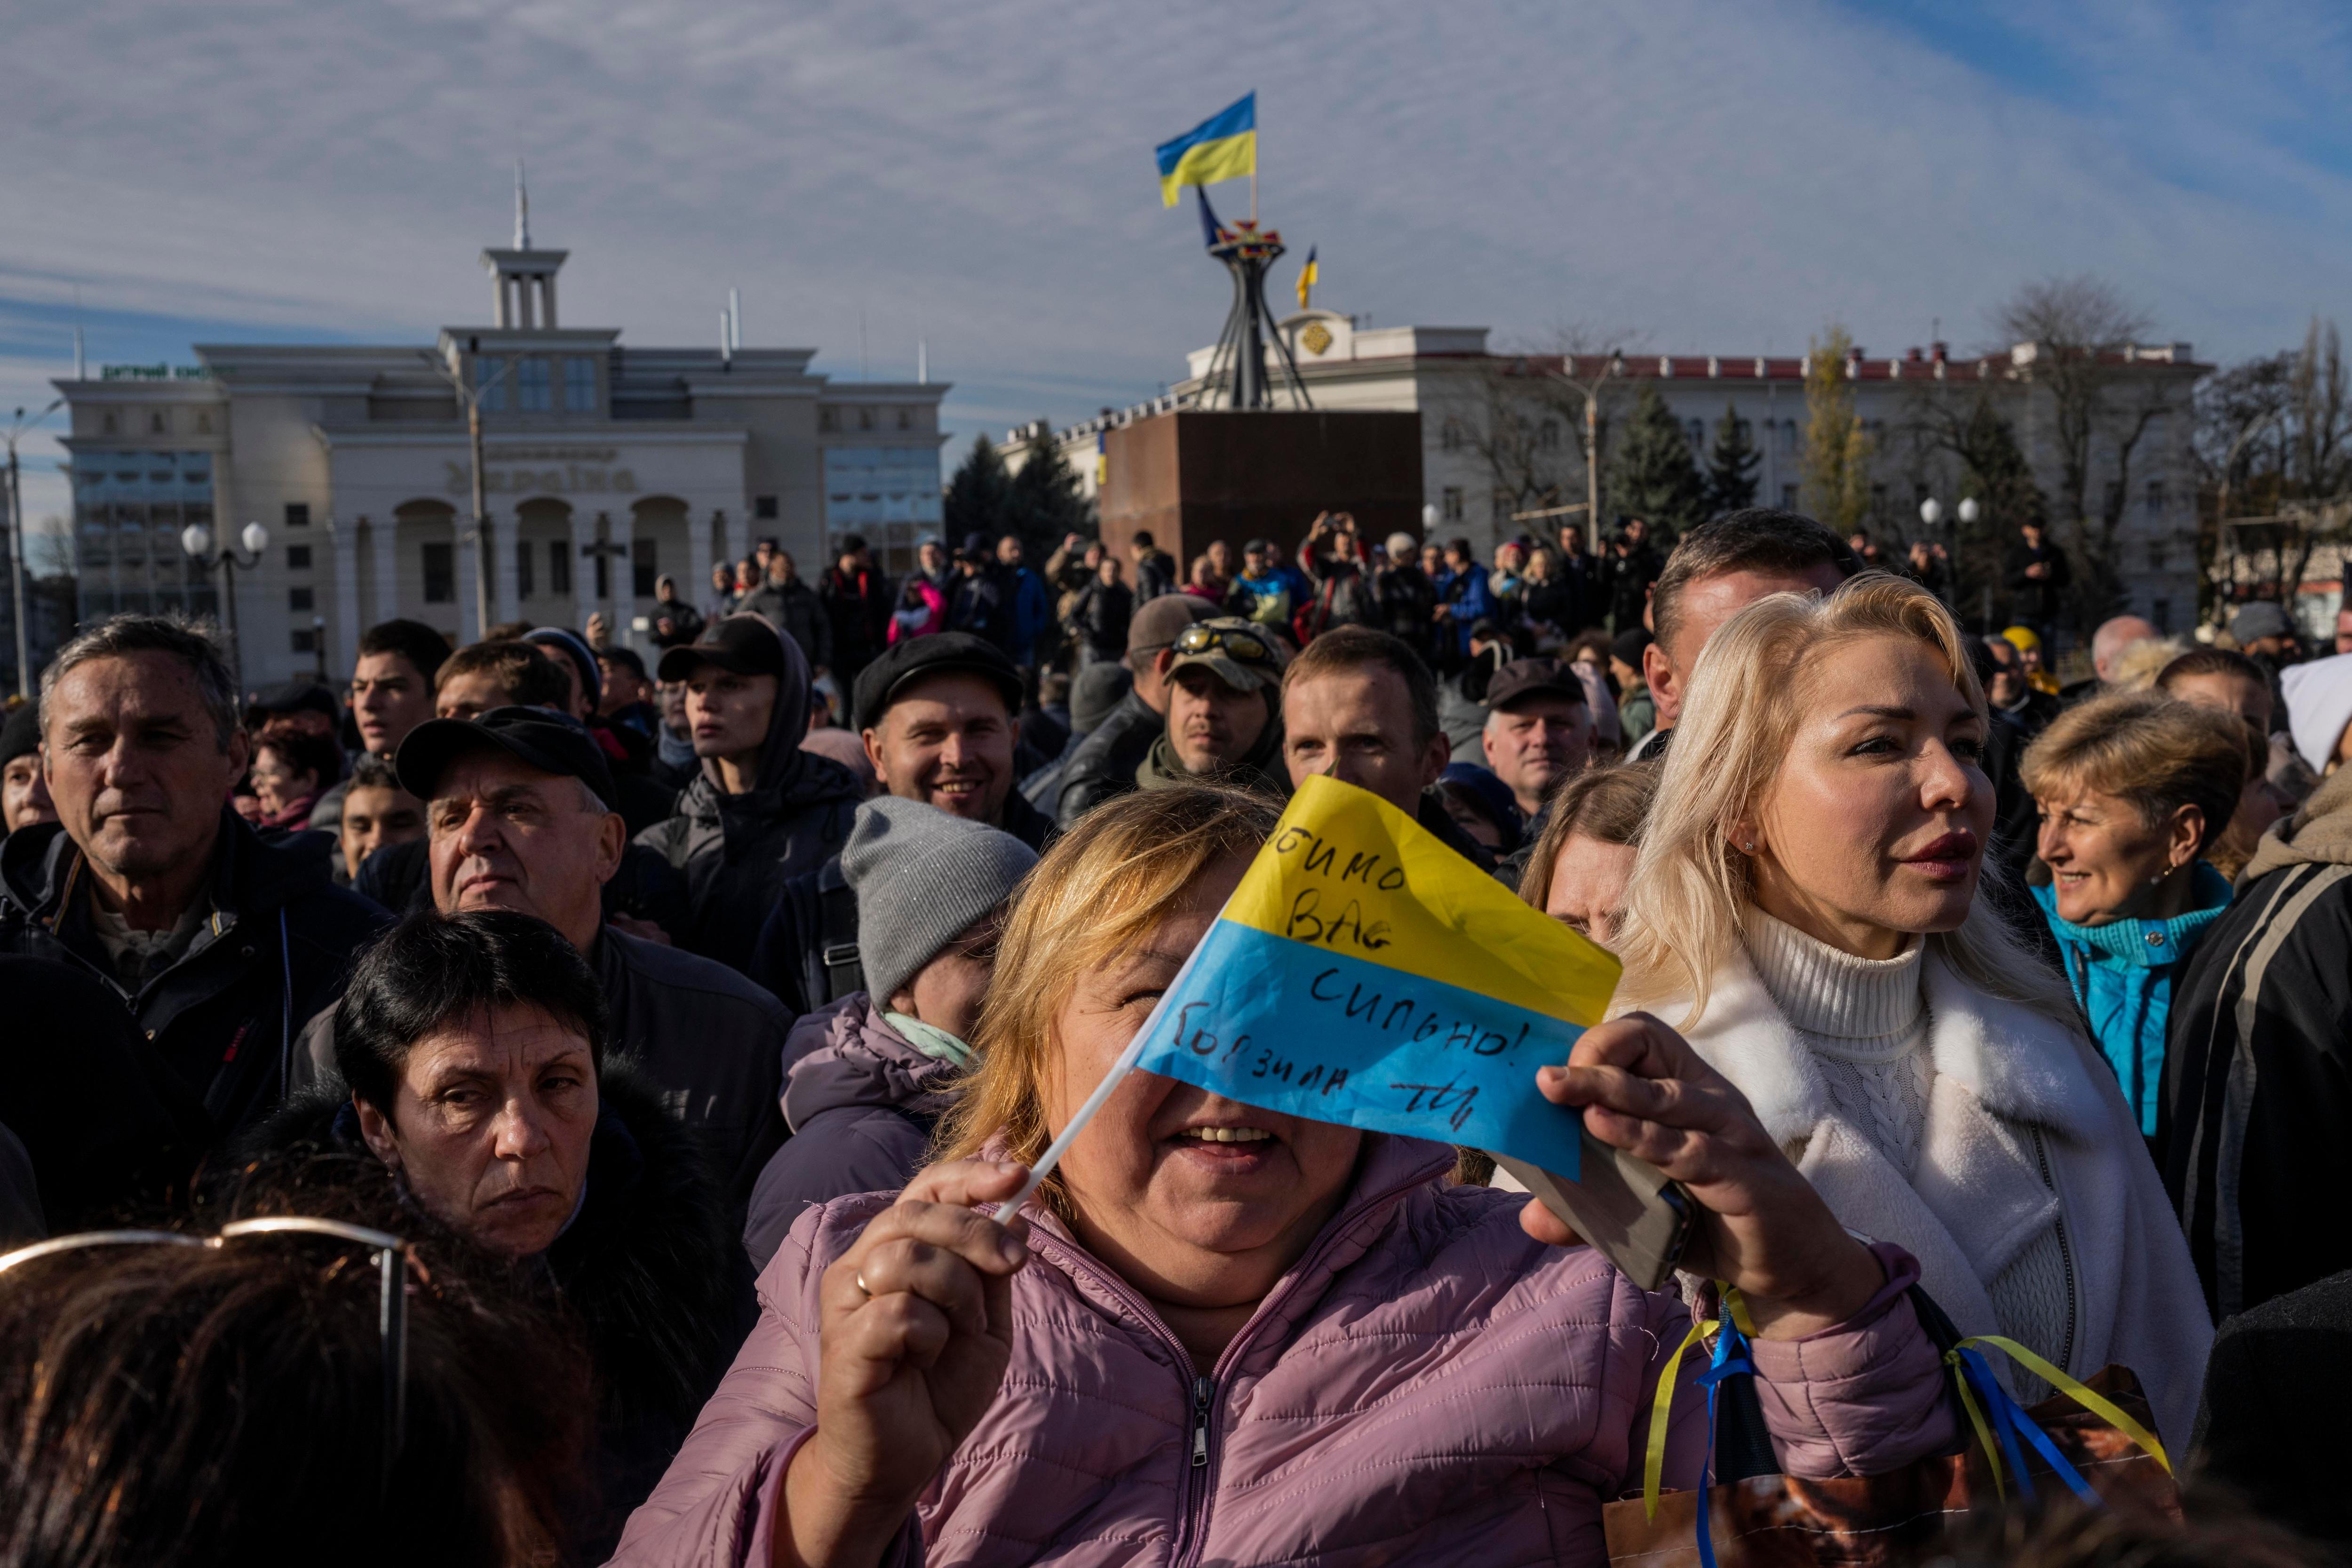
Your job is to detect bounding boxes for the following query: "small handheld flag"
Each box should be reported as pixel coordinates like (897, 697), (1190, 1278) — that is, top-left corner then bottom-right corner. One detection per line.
(1296, 246), (1318, 309)
(1003, 776), (1621, 1215)
(1155, 93), (1257, 208)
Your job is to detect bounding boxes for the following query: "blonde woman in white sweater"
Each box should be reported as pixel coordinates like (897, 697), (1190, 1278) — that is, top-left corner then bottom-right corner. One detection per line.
(1612, 573), (2211, 1442)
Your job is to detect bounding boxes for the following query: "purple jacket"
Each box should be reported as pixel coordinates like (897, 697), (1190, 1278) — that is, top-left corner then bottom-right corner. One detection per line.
(741, 995), (959, 1270)
(612, 1137), (1954, 1568)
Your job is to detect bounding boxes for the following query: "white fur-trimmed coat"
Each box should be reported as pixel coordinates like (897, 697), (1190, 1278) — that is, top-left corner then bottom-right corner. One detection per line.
(1638, 940), (2213, 1446)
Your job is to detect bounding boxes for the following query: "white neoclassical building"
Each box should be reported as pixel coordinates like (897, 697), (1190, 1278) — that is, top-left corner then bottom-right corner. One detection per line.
(55, 218), (947, 685)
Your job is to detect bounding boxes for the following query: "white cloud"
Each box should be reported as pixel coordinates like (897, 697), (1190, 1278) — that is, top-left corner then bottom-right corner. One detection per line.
(4, 0), (2346, 527)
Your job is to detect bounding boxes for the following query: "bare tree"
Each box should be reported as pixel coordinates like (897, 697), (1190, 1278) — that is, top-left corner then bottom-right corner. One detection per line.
(2199, 318), (2352, 613)
(1992, 275), (2170, 618)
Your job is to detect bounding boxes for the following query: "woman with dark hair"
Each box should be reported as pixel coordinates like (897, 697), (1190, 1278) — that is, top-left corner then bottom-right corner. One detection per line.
(249, 726), (344, 836)
(238, 907), (741, 1558)
(0, 1192), (587, 1566)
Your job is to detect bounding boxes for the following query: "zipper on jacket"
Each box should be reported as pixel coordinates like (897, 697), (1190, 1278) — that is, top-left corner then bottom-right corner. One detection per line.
(1190, 1374), (1213, 1468)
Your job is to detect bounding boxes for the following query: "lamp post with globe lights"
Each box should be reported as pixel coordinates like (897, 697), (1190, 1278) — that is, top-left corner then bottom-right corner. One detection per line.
(181, 518), (270, 690)
(1919, 494), (1985, 627)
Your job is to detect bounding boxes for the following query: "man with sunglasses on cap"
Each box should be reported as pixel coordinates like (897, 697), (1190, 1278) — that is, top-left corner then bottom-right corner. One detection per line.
(747, 633), (1053, 1013)
(1053, 592), (1220, 826)
(1136, 616), (1290, 798)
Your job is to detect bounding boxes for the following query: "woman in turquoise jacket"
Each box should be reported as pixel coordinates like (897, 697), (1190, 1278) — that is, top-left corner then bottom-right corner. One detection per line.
(2022, 691), (2257, 1137)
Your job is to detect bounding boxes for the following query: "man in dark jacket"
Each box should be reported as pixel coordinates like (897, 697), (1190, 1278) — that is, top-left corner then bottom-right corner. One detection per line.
(945, 532), (1013, 653)
(1066, 555), (1133, 666)
(1601, 517), (1663, 634)
(742, 796), (1036, 1266)
(0, 616), (388, 1142)
(2164, 764), (2352, 1322)
(1054, 592), (1218, 826)
(640, 615), (863, 975)
(1134, 616), (1290, 799)
(1279, 626), (1496, 872)
(748, 633), (1051, 1014)
(736, 550), (833, 675)
(2001, 517), (2071, 637)
(819, 534), (892, 690)
(301, 705), (793, 1208)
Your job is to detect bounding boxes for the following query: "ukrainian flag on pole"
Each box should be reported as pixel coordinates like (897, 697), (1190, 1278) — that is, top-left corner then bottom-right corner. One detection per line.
(1156, 93), (1257, 207)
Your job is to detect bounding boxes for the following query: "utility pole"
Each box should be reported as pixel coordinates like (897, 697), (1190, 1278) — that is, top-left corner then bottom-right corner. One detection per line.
(1542, 352), (1623, 552)
(428, 343), (512, 642)
(5, 399), (64, 698)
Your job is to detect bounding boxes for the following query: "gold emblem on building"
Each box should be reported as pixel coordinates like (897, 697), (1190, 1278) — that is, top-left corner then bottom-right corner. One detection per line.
(1300, 321), (1334, 357)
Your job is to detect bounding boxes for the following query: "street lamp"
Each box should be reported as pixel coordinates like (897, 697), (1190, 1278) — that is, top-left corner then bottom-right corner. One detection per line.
(182, 518), (270, 690)
(5, 398), (64, 698)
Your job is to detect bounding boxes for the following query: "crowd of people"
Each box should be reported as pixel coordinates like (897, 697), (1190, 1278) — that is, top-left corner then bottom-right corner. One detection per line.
(4, 501), (2352, 1564)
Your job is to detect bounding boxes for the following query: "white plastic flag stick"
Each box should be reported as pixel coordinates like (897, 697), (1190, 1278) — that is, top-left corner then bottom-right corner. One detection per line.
(997, 907), (1226, 1218)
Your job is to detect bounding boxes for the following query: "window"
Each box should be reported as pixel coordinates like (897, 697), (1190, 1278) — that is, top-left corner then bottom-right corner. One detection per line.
(1440, 487), (1465, 524)
(2146, 480), (2166, 520)
(1439, 419), (1464, 453)
(291, 627), (319, 654)
(287, 545), (312, 569)
(1778, 421), (1798, 454)
(285, 502), (310, 528)
(289, 586), (315, 612)
(1780, 483), (1799, 509)
(517, 358), (551, 412)
(896, 407), (912, 430)
(1871, 483), (1888, 516)
(149, 411), (168, 434)
(422, 541), (455, 604)
(516, 537), (535, 599)
(820, 407), (840, 432)
(102, 411), (119, 434)
(2152, 598), (2173, 632)
(755, 495), (779, 520)
(858, 406), (876, 431)
(632, 538), (658, 598)
(478, 358), (509, 412)
(549, 539), (571, 595)
(2103, 480), (2122, 517)
(1686, 419), (1706, 452)
(1538, 419), (1561, 451)
(2148, 541), (2170, 572)
(564, 357), (596, 412)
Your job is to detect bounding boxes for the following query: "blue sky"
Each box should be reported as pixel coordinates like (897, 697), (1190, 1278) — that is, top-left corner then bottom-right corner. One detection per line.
(4, 0), (2347, 533)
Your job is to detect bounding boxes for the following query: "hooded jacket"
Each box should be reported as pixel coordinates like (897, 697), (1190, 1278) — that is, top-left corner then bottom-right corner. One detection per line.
(238, 1062), (743, 1565)
(739, 994), (958, 1269)
(2164, 765), (2352, 1321)
(636, 620), (864, 975)
(609, 1137), (1955, 1568)
(0, 812), (389, 1141)
(1651, 935), (2212, 1445)
(2032, 862), (2233, 1138)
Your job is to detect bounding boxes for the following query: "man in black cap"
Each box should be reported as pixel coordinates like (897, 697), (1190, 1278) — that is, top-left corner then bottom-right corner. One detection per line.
(641, 615), (862, 974)
(297, 705), (792, 1211)
(946, 532), (1013, 653)
(1480, 658), (1594, 822)
(1053, 592), (1219, 825)
(1136, 615), (1290, 797)
(747, 632), (1051, 1013)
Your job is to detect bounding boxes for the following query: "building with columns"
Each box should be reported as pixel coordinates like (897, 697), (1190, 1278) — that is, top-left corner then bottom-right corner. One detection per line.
(1007, 310), (2209, 635)
(54, 215), (947, 687)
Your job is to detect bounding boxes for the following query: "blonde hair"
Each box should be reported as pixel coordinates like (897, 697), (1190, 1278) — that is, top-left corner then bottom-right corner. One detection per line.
(2020, 690), (2254, 859)
(934, 785), (1282, 1210)
(1612, 573), (2075, 1027)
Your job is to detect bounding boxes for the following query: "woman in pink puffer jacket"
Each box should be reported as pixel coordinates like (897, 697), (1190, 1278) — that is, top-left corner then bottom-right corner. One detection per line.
(612, 788), (1958, 1568)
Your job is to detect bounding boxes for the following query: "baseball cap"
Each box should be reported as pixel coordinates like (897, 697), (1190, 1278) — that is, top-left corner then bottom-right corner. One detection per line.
(1484, 658), (1587, 713)
(1127, 592), (1217, 656)
(395, 705), (619, 812)
(2231, 601), (2295, 645)
(1167, 617), (1288, 695)
(851, 632), (1023, 733)
(657, 614), (789, 683)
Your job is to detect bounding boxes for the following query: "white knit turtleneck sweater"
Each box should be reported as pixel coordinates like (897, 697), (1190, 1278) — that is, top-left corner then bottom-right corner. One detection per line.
(1743, 908), (1934, 1174)
(1741, 908), (2074, 1392)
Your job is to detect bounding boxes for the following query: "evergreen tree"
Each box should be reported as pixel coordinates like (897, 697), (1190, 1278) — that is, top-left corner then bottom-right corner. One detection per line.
(1952, 396), (2052, 628)
(1002, 424), (1094, 557)
(944, 433), (1013, 548)
(1605, 383), (1710, 540)
(1800, 325), (1873, 534)
(1705, 402), (1760, 515)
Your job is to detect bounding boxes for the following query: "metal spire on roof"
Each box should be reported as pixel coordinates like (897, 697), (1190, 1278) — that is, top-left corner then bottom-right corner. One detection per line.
(513, 159), (532, 249)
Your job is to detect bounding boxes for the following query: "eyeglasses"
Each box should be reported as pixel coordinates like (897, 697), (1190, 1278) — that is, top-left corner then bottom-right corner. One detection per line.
(0, 1217), (411, 1497)
(1174, 623), (1277, 664)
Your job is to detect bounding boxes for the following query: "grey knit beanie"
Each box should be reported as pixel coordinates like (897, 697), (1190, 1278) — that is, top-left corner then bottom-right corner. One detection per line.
(842, 796), (1039, 1005)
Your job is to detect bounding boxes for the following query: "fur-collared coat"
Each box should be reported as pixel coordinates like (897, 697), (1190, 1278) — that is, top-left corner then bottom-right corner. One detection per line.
(1643, 938), (2213, 1446)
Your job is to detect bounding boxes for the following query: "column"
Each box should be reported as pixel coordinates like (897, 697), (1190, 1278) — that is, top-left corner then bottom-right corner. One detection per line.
(687, 509), (713, 620)
(328, 514), (361, 676)
(369, 514), (399, 625)
(491, 511), (521, 626)
(568, 509), (596, 633)
(606, 506), (636, 645)
(455, 517), (482, 643)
